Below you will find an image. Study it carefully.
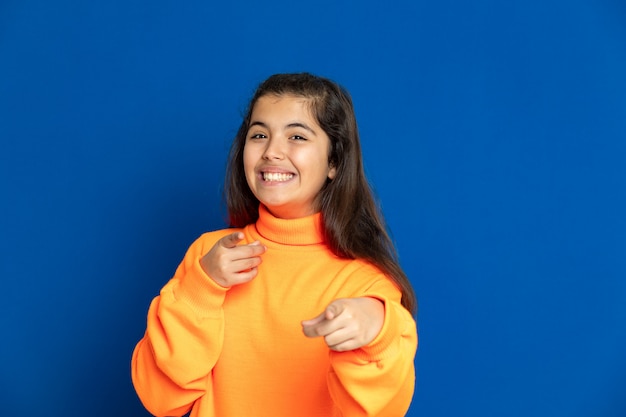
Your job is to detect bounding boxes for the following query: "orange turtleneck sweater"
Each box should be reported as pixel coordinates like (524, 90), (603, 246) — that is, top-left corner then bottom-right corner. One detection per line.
(131, 206), (418, 416)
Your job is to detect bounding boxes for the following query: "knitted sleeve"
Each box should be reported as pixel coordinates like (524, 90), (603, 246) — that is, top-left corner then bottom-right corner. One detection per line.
(130, 232), (231, 417)
(328, 278), (418, 417)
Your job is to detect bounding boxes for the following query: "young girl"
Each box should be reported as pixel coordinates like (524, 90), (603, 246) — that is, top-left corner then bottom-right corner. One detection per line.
(131, 73), (418, 417)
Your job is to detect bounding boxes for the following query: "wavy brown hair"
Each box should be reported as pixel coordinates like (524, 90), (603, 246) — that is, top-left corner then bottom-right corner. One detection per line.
(224, 73), (416, 315)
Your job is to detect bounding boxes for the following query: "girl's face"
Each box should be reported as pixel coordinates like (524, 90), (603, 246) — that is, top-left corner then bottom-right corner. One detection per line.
(243, 94), (337, 219)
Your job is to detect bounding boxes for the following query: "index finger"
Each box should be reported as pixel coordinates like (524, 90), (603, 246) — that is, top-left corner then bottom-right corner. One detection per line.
(301, 313), (331, 338)
(220, 231), (244, 249)
(301, 302), (345, 338)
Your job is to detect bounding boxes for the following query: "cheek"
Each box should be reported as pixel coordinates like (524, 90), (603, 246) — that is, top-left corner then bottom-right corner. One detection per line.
(242, 147), (257, 186)
(243, 146), (254, 172)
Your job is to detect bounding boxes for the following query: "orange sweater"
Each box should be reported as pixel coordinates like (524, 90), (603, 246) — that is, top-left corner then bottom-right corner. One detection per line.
(131, 205), (418, 416)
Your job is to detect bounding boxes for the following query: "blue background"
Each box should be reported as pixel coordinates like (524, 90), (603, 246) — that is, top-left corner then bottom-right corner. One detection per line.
(1, 0), (625, 416)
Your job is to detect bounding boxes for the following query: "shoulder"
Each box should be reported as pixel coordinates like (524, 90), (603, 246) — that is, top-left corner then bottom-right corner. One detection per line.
(338, 259), (403, 302)
(340, 258), (384, 279)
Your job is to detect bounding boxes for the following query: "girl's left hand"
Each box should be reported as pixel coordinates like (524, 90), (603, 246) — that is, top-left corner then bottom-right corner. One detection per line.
(301, 297), (385, 352)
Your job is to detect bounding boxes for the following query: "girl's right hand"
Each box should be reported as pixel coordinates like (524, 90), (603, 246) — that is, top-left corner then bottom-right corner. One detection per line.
(199, 232), (266, 287)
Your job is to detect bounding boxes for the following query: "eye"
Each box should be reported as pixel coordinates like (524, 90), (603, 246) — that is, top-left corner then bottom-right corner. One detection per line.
(248, 133), (267, 140)
(290, 135), (307, 141)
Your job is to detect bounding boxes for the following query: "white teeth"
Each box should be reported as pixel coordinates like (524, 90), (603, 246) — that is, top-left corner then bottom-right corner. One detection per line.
(263, 172), (293, 182)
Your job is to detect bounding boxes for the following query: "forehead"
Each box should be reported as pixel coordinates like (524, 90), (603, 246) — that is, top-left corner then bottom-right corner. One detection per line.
(251, 94), (316, 120)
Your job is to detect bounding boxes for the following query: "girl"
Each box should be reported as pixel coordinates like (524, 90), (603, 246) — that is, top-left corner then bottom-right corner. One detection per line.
(131, 73), (418, 416)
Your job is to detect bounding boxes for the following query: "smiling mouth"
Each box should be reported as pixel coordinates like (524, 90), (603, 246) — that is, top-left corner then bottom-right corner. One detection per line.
(263, 172), (294, 182)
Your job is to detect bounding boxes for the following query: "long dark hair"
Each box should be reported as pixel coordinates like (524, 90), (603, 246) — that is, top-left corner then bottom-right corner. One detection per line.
(224, 73), (416, 315)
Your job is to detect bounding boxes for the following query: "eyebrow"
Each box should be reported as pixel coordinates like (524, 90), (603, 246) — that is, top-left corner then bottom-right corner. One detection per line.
(248, 121), (317, 135)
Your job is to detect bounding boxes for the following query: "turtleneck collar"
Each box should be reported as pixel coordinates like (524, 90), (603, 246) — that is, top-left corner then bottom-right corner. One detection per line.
(253, 205), (325, 246)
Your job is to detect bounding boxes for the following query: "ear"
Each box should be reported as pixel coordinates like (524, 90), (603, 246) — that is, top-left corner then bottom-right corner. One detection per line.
(328, 165), (337, 180)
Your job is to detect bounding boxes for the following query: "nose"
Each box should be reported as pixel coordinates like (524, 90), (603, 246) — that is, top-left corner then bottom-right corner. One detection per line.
(262, 138), (285, 160)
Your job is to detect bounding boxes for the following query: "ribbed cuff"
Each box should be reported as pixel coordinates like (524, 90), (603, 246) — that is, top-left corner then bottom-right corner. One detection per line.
(354, 296), (400, 361)
(173, 257), (229, 319)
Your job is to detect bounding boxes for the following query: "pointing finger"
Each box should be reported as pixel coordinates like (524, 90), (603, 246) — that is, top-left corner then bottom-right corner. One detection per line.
(221, 232), (244, 249)
(301, 311), (326, 328)
(301, 303), (347, 338)
(302, 309), (333, 338)
(242, 240), (267, 257)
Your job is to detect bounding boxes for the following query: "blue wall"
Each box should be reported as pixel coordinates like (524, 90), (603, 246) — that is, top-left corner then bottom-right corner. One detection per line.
(1, 1), (625, 416)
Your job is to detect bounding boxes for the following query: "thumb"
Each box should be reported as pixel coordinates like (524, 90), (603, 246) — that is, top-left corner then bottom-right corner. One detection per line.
(221, 231), (244, 249)
(324, 300), (344, 321)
